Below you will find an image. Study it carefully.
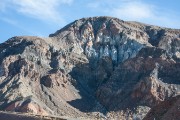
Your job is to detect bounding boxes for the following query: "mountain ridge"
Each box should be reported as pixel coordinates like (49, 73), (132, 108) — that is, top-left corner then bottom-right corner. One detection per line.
(0, 16), (179, 119)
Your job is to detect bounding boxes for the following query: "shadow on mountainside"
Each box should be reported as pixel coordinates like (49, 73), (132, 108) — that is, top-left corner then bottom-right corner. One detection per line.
(68, 61), (108, 114)
(67, 48), (180, 114)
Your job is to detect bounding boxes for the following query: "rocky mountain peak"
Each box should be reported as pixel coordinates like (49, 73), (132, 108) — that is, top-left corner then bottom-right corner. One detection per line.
(0, 16), (179, 119)
(49, 17), (180, 64)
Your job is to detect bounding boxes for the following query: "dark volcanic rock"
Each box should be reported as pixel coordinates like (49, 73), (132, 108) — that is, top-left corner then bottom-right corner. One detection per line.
(0, 16), (180, 119)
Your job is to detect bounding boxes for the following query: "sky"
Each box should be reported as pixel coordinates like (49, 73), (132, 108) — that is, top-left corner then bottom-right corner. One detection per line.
(0, 0), (180, 43)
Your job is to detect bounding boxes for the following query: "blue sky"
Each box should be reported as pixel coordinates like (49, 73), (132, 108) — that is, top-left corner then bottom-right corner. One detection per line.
(0, 0), (180, 43)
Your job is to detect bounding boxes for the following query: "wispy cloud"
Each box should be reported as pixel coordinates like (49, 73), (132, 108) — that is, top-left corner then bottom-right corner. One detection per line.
(0, 17), (45, 36)
(1, 17), (18, 26)
(0, 2), (6, 12)
(87, 0), (180, 28)
(1, 0), (73, 24)
(111, 2), (155, 20)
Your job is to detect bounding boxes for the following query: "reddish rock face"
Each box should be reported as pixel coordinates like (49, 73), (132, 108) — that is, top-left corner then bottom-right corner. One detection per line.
(5, 101), (48, 116)
(40, 72), (66, 88)
(19, 102), (48, 116)
(143, 96), (180, 120)
(0, 17), (180, 119)
(5, 102), (20, 111)
(96, 47), (180, 119)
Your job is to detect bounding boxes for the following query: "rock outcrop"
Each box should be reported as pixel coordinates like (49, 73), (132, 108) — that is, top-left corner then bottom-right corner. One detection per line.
(143, 95), (180, 120)
(0, 16), (179, 119)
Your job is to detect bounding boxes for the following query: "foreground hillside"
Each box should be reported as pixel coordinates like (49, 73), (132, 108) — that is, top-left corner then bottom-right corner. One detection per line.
(0, 111), (68, 120)
(0, 16), (179, 119)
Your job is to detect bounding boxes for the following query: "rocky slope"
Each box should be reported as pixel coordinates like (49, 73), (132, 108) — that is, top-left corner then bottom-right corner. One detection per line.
(0, 16), (180, 119)
(0, 111), (68, 120)
(143, 96), (180, 120)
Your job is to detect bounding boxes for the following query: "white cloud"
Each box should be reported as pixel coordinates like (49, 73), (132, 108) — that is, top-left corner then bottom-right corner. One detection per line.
(0, 17), (45, 37)
(112, 2), (155, 20)
(1, 17), (18, 26)
(87, 0), (180, 29)
(1, 0), (73, 24)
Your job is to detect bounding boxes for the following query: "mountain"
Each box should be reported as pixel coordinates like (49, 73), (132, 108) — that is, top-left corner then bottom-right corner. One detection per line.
(0, 16), (179, 119)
